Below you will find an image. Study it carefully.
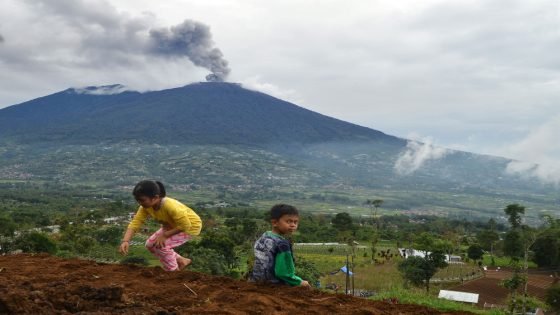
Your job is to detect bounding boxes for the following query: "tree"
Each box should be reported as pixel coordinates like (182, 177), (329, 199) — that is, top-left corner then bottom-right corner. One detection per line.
(370, 232), (379, 264)
(476, 229), (500, 252)
(504, 204), (525, 229)
(331, 212), (353, 231)
(0, 215), (16, 237)
(532, 230), (560, 267)
(467, 244), (484, 262)
(544, 214), (560, 227)
(398, 250), (448, 293)
(365, 199), (383, 230)
(434, 239), (453, 255)
(241, 219), (258, 241)
(546, 285), (560, 313)
(197, 231), (238, 268)
(532, 215), (560, 268)
(414, 232), (435, 254)
(503, 230), (523, 259)
(501, 266), (526, 315)
(521, 228), (537, 315)
(487, 218), (497, 231)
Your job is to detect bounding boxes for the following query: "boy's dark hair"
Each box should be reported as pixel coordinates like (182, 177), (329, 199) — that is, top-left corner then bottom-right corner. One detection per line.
(269, 204), (299, 220)
(132, 180), (166, 198)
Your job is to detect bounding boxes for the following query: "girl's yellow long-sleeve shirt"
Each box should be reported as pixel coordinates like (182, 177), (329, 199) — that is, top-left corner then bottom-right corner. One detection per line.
(127, 197), (202, 236)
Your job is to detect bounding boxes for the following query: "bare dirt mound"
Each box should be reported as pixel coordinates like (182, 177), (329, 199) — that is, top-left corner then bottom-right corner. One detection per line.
(0, 254), (474, 314)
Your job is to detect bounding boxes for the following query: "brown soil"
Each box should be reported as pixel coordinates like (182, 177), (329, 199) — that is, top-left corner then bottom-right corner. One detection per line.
(0, 254), (475, 314)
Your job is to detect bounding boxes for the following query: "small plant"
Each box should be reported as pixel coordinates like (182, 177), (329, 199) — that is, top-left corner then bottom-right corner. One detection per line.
(120, 256), (149, 266)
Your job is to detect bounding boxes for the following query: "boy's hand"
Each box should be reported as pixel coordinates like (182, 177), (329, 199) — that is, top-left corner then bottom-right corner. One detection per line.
(300, 280), (311, 288)
(119, 241), (129, 255)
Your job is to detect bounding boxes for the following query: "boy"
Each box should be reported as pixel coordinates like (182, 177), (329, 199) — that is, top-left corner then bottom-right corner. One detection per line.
(251, 204), (310, 287)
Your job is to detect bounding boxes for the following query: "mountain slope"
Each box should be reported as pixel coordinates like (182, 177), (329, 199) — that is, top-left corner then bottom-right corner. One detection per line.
(0, 82), (403, 145)
(0, 82), (556, 220)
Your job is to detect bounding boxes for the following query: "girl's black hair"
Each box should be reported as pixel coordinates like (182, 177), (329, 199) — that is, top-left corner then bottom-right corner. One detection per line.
(132, 180), (166, 198)
(269, 204), (299, 220)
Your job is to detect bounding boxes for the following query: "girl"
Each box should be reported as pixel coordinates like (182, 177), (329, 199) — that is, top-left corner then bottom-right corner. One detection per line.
(119, 180), (202, 271)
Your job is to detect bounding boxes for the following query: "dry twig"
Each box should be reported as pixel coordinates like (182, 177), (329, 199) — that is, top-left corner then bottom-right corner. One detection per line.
(183, 283), (198, 296)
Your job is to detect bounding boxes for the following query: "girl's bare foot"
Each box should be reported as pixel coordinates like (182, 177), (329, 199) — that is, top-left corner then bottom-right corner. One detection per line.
(177, 256), (192, 271)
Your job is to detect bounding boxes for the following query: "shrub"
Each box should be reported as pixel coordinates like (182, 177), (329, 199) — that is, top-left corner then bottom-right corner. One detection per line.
(189, 247), (229, 276)
(14, 232), (57, 254)
(296, 256), (321, 287)
(546, 284), (560, 312)
(120, 256), (149, 266)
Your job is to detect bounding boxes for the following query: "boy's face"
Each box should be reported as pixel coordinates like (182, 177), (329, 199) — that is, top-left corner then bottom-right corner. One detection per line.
(272, 214), (299, 235)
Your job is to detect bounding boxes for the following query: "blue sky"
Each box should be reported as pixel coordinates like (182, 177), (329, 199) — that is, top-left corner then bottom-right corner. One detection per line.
(1, 0), (560, 183)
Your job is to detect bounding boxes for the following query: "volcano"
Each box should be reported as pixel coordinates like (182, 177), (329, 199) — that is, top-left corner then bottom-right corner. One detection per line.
(0, 82), (403, 146)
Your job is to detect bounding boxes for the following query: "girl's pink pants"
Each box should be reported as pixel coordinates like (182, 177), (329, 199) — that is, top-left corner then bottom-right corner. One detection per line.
(145, 228), (191, 271)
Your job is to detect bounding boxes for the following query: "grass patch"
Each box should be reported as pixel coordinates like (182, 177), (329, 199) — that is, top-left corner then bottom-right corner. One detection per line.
(481, 254), (537, 268)
(299, 253), (351, 274)
(321, 260), (403, 292)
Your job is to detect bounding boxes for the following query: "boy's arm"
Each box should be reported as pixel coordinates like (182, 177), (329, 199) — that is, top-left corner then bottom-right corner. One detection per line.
(274, 242), (303, 286)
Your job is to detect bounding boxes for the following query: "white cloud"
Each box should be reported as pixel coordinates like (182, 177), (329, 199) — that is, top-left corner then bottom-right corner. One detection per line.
(506, 161), (560, 185)
(71, 84), (131, 95)
(240, 76), (303, 105)
(500, 115), (560, 184)
(394, 135), (450, 175)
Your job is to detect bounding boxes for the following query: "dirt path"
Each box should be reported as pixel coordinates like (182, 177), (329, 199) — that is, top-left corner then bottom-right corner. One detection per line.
(0, 254), (474, 314)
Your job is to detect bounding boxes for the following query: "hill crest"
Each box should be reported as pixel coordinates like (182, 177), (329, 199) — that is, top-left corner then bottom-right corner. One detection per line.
(0, 254), (472, 314)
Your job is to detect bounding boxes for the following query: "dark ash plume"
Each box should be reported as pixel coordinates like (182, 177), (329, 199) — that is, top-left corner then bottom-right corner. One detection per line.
(149, 20), (230, 82)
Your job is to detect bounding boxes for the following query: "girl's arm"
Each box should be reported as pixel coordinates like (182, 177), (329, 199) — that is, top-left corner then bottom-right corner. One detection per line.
(120, 207), (147, 255)
(154, 227), (183, 248)
(119, 228), (135, 255)
(122, 228), (135, 242)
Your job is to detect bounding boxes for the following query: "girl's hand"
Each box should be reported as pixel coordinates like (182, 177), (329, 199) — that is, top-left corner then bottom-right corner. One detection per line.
(119, 241), (129, 255)
(300, 280), (311, 288)
(155, 234), (168, 248)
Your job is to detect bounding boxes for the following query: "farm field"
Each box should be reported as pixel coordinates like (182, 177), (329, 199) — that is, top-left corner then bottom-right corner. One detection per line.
(294, 244), (483, 293)
(451, 269), (555, 307)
